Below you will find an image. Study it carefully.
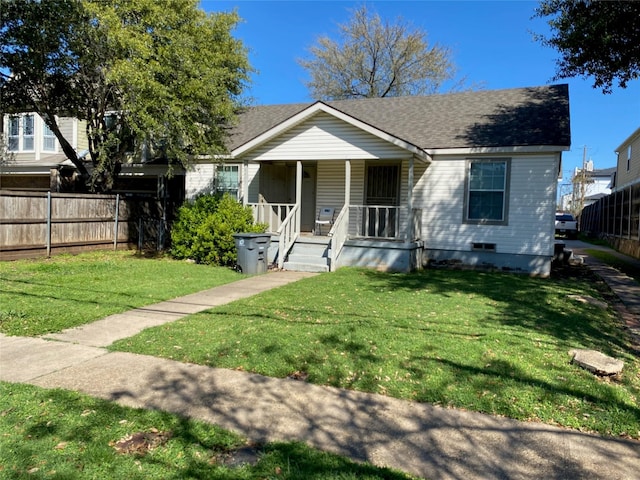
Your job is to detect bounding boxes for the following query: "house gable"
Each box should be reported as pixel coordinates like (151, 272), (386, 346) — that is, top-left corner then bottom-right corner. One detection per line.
(232, 102), (430, 162)
(238, 111), (416, 162)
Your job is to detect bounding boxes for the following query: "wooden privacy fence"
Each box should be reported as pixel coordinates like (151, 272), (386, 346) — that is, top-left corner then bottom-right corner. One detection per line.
(0, 190), (165, 260)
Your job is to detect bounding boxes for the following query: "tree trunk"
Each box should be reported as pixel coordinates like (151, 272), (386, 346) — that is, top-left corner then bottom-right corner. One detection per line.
(40, 111), (90, 178)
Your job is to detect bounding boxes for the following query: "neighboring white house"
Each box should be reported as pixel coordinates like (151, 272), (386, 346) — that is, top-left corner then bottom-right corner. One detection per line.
(187, 84), (571, 276)
(560, 163), (616, 210)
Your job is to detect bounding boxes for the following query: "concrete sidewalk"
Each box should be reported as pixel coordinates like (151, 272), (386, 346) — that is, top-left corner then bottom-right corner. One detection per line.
(2, 269), (639, 479)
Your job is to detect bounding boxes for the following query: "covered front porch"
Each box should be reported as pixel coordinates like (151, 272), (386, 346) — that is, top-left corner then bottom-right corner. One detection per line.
(243, 158), (424, 272)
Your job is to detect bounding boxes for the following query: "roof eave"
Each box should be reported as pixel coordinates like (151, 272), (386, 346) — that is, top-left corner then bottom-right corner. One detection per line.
(425, 145), (571, 156)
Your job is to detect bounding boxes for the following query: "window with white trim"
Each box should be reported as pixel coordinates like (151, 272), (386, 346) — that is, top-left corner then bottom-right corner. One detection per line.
(6, 114), (35, 152)
(464, 159), (510, 225)
(22, 114), (34, 151)
(216, 164), (239, 198)
(7, 116), (20, 151)
(42, 122), (57, 151)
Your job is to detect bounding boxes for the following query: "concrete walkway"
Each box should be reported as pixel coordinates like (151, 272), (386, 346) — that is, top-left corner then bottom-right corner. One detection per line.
(2, 268), (639, 479)
(565, 240), (640, 314)
(565, 239), (640, 347)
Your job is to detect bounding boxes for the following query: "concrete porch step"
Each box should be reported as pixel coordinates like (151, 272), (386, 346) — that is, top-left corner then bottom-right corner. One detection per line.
(287, 253), (330, 266)
(283, 236), (331, 273)
(282, 261), (329, 273)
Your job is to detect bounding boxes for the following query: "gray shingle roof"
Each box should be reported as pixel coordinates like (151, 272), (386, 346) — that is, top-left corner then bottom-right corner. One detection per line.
(590, 167), (617, 177)
(228, 84), (570, 152)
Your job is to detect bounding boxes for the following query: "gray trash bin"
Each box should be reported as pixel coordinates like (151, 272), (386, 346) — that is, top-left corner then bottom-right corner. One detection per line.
(233, 233), (271, 274)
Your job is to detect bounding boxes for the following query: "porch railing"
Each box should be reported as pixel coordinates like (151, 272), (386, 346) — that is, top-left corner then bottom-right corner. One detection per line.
(249, 202), (295, 233)
(350, 205), (401, 240)
(248, 202), (421, 270)
(276, 204), (300, 269)
(328, 204), (349, 272)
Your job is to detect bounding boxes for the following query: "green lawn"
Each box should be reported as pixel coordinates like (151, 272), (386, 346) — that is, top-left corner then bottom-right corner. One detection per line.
(0, 382), (413, 479)
(2, 252), (638, 442)
(0, 250), (242, 336)
(112, 268), (640, 440)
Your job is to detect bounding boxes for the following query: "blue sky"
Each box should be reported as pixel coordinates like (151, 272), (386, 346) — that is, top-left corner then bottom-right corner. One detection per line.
(203, 0), (640, 186)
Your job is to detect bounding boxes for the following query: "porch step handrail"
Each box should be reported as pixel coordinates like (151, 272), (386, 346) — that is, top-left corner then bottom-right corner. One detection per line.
(328, 204), (349, 272)
(248, 202), (295, 233)
(276, 204), (300, 269)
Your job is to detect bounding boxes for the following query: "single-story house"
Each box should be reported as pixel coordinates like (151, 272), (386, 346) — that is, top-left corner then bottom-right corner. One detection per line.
(186, 84), (571, 275)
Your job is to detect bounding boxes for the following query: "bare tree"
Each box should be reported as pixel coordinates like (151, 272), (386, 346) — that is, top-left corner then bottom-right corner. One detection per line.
(299, 5), (458, 100)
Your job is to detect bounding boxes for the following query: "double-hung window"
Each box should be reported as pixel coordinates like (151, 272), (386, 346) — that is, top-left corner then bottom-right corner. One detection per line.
(464, 158), (510, 225)
(216, 165), (239, 199)
(7, 114), (35, 152)
(7, 116), (20, 151)
(43, 122), (57, 151)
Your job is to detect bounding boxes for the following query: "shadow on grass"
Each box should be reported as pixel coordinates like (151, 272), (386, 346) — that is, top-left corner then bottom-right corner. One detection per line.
(4, 384), (413, 480)
(358, 267), (633, 357)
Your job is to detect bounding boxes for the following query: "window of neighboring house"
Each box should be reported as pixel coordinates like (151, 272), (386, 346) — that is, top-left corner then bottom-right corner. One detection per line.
(216, 165), (239, 198)
(627, 145), (632, 171)
(7, 116), (20, 151)
(6, 114), (35, 151)
(22, 114), (34, 151)
(43, 122), (56, 151)
(464, 158), (510, 225)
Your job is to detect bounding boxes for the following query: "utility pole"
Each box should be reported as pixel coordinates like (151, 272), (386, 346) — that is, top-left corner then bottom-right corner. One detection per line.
(571, 146), (592, 217)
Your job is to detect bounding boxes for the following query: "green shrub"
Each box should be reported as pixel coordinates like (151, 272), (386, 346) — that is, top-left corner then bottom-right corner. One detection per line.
(170, 195), (220, 260)
(170, 194), (266, 266)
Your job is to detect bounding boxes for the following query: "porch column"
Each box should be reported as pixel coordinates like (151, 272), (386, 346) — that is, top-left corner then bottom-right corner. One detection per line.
(296, 160), (302, 231)
(407, 156), (414, 241)
(242, 159), (249, 205)
(345, 159), (351, 206)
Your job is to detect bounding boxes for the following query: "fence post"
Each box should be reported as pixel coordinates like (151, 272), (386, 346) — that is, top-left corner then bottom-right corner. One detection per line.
(138, 217), (143, 251)
(46, 191), (52, 257)
(113, 194), (120, 250)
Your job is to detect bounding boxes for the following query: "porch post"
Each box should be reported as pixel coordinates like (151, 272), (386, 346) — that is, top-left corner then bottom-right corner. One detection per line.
(296, 161), (302, 231)
(345, 159), (351, 206)
(407, 156), (414, 240)
(242, 159), (249, 205)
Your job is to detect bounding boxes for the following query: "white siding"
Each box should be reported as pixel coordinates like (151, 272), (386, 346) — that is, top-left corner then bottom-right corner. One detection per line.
(185, 163), (215, 199)
(184, 162), (259, 202)
(350, 160), (366, 205)
(316, 161), (346, 211)
(247, 164), (260, 202)
(417, 154), (559, 256)
(243, 112), (409, 162)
